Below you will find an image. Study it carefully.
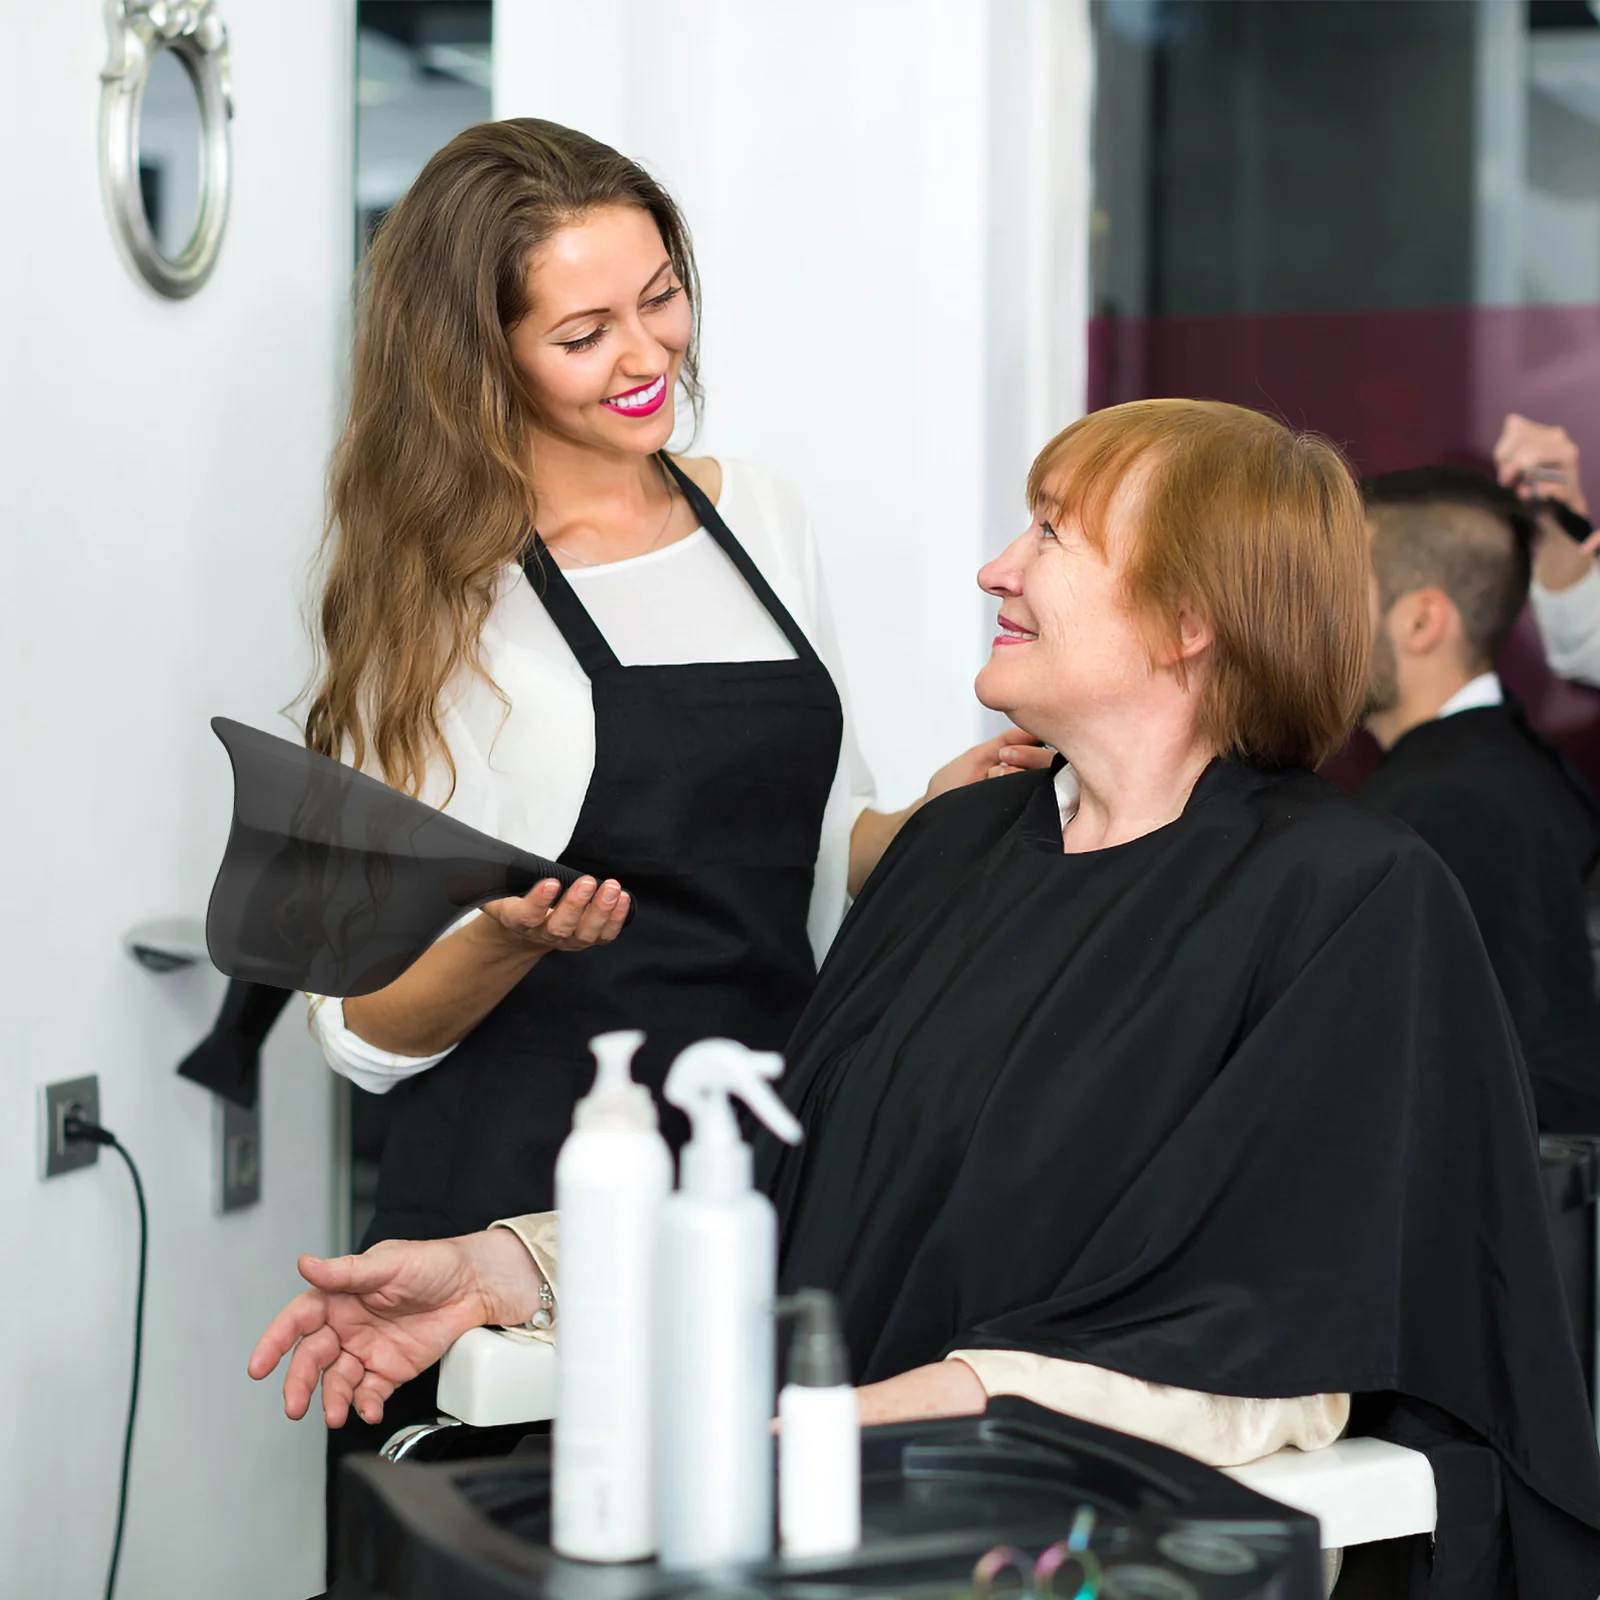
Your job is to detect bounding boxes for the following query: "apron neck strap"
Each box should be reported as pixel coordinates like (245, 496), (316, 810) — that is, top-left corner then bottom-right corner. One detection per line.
(520, 538), (621, 675)
(660, 456), (820, 664)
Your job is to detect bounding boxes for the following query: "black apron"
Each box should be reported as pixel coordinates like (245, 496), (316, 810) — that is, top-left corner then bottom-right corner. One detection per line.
(365, 457), (844, 1245)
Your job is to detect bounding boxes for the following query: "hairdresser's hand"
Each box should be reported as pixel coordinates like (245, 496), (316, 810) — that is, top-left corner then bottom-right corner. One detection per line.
(1494, 414), (1599, 593)
(247, 1230), (544, 1428)
(926, 727), (1053, 795)
(847, 731), (1052, 895)
(1495, 413), (1589, 516)
(480, 875), (631, 954)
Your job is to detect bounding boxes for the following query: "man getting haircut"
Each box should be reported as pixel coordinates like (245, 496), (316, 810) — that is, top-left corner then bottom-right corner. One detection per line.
(1362, 464), (1600, 1132)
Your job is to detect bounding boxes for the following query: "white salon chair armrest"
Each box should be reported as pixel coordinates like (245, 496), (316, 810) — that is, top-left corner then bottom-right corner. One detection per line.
(1223, 1436), (1436, 1549)
(435, 1327), (559, 1428)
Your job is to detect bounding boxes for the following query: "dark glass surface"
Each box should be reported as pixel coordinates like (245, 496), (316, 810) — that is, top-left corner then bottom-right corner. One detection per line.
(1089, 0), (1600, 792)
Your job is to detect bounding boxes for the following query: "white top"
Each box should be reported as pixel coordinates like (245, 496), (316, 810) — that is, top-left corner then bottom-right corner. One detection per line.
(1531, 567), (1600, 686)
(565, 527), (795, 665)
(310, 459), (874, 1093)
(1437, 671), (1504, 717)
(1054, 763), (1080, 825)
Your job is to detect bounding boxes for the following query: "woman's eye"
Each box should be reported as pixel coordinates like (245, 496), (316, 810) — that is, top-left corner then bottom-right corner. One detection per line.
(559, 326), (606, 352)
(645, 285), (682, 310)
(1039, 520), (1058, 541)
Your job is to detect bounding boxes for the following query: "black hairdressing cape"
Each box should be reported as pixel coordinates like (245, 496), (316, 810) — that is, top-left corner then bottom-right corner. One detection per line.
(1360, 699), (1600, 1133)
(762, 760), (1600, 1598)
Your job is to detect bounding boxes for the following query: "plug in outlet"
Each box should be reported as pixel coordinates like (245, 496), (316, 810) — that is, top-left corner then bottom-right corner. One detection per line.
(40, 1075), (101, 1177)
(217, 1094), (261, 1212)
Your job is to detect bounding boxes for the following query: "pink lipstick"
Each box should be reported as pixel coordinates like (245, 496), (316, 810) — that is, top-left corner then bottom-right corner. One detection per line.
(601, 374), (668, 418)
(993, 614), (1039, 648)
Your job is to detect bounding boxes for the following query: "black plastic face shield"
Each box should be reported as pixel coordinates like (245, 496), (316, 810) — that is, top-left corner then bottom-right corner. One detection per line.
(203, 717), (594, 998)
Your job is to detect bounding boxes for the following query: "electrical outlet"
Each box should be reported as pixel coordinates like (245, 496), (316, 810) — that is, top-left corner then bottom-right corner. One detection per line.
(40, 1076), (100, 1178)
(217, 1094), (261, 1212)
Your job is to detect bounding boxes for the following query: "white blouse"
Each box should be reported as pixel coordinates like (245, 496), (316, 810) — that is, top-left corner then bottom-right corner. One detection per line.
(1531, 566), (1600, 687)
(309, 459), (875, 1092)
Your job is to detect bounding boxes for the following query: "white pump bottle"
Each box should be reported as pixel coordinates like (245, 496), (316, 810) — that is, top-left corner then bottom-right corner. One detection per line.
(553, 1031), (673, 1564)
(655, 1039), (803, 1570)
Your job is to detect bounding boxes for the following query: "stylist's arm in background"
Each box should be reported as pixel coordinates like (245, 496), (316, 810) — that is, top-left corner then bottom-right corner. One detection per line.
(1498, 412), (1600, 687)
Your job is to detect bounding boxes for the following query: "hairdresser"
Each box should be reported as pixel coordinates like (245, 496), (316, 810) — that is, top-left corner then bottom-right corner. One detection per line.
(302, 115), (1044, 1516)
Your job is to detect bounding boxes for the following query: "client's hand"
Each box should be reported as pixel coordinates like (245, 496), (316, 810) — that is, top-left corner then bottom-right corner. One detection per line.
(247, 1230), (544, 1427)
(480, 874), (631, 953)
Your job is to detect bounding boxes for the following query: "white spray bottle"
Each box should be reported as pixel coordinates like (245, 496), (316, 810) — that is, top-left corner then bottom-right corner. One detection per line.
(553, 1031), (673, 1564)
(655, 1039), (803, 1570)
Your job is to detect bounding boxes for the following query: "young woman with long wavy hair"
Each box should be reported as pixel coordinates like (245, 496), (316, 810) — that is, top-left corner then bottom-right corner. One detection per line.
(299, 116), (1043, 1517)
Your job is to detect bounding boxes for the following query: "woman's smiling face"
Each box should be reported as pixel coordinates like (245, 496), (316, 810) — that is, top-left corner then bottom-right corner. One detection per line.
(975, 470), (1163, 739)
(509, 203), (693, 455)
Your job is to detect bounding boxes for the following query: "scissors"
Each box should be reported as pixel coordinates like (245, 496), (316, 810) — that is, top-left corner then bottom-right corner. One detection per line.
(971, 1507), (1100, 1600)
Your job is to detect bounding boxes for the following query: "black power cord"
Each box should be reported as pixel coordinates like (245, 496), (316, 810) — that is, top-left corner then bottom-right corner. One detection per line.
(63, 1112), (147, 1600)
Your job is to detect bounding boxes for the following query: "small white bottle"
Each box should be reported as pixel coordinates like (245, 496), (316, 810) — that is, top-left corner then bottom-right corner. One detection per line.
(778, 1290), (861, 1559)
(552, 1031), (673, 1564)
(655, 1040), (803, 1570)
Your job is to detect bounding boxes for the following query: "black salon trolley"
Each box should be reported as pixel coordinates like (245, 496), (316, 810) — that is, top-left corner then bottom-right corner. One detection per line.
(328, 1398), (1320, 1600)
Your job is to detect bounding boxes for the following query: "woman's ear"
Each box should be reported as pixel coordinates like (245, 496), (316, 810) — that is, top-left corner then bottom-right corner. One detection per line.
(1173, 599), (1213, 663)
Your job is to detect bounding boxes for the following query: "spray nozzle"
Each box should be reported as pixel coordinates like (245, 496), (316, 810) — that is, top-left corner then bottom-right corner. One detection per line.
(663, 1038), (802, 1196)
(777, 1289), (850, 1388)
(575, 1030), (658, 1130)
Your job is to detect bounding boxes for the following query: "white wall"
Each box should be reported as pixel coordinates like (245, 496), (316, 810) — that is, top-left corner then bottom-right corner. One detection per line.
(0, 4), (353, 1597)
(495, 0), (1092, 803)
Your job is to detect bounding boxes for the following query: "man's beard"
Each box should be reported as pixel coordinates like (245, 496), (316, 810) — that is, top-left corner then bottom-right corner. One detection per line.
(1363, 628), (1399, 719)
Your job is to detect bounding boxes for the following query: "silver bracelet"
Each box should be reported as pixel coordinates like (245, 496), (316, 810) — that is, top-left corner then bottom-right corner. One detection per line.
(516, 1280), (555, 1332)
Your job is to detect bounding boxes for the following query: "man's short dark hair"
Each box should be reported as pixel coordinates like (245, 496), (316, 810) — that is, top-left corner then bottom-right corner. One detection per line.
(1362, 465), (1536, 668)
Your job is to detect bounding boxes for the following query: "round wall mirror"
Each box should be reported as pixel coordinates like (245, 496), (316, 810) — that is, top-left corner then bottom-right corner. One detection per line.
(100, 3), (234, 299)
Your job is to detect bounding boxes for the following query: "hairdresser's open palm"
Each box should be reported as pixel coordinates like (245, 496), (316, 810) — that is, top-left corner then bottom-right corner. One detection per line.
(248, 1232), (541, 1427)
(480, 874), (631, 954)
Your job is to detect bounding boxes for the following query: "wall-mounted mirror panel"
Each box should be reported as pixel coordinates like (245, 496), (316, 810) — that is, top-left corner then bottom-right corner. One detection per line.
(346, 0), (493, 1248)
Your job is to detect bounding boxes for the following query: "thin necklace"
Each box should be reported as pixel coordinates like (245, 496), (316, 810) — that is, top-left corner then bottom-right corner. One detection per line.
(546, 457), (677, 568)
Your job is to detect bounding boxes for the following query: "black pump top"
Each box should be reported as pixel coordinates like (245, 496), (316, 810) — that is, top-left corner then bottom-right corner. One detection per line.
(779, 1289), (850, 1387)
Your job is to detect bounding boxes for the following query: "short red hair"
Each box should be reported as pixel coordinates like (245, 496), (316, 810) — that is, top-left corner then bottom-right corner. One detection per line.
(1028, 399), (1369, 771)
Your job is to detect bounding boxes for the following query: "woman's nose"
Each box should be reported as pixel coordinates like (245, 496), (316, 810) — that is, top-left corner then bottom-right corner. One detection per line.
(978, 533), (1030, 598)
(615, 315), (671, 377)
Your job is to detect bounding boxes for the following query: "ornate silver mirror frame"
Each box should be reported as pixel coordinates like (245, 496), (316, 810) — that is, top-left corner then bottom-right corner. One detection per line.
(100, 1), (234, 299)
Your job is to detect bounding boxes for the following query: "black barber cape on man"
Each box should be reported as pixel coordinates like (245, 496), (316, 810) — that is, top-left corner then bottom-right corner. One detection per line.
(761, 758), (1600, 1599)
(1360, 696), (1600, 1133)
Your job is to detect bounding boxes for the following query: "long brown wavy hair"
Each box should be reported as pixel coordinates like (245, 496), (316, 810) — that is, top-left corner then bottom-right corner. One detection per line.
(303, 119), (702, 796)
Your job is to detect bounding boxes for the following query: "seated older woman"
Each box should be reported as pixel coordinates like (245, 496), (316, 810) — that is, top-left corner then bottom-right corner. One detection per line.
(253, 401), (1600, 1598)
